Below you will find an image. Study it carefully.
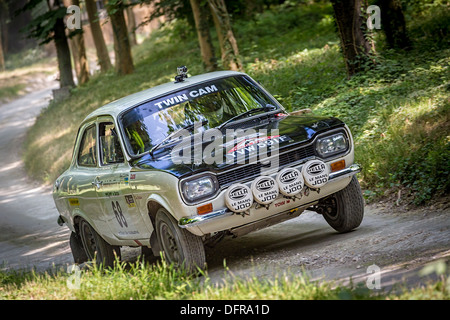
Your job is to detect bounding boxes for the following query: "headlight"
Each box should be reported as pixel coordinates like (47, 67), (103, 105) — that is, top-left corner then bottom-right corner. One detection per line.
(181, 174), (218, 203)
(316, 132), (349, 158)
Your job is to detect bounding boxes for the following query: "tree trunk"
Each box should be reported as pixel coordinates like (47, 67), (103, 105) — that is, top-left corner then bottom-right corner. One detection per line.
(85, 0), (112, 72)
(190, 0), (217, 72)
(125, 0), (137, 46)
(378, 0), (410, 49)
(0, 24), (4, 72)
(50, 0), (75, 88)
(0, 0), (7, 63)
(331, 0), (374, 77)
(67, 0), (89, 84)
(208, 0), (243, 71)
(106, 0), (134, 75)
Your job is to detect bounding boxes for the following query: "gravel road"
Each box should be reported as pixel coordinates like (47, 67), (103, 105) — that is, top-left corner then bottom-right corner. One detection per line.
(0, 84), (73, 270)
(0, 87), (448, 292)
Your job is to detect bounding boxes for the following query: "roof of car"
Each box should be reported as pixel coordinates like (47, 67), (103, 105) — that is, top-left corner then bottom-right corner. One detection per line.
(83, 70), (245, 122)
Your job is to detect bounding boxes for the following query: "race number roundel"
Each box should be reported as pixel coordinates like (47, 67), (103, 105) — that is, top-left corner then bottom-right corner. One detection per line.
(225, 183), (253, 213)
(276, 167), (304, 196)
(302, 159), (330, 188)
(251, 176), (279, 205)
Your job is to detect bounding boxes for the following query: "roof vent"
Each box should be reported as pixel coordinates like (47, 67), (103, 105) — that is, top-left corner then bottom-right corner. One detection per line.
(175, 66), (188, 83)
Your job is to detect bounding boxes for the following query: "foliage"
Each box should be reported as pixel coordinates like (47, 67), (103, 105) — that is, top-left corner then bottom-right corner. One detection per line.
(22, 1), (450, 206)
(16, 0), (72, 45)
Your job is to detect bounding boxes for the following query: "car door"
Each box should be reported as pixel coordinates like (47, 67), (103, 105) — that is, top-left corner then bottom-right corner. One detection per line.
(95, 117), (150, 242)
(68, 122), (110, 235)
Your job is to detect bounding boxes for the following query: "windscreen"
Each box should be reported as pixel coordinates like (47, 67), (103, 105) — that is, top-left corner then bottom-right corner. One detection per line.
(120, 75), (277, 156)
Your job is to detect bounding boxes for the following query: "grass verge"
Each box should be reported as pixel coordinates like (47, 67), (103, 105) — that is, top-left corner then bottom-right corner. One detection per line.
(1, 258), (449, 300)
(0, 48), (57, 104)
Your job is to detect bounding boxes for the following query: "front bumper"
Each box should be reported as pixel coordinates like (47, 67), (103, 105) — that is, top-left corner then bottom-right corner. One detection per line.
(178, 163), (362, 229)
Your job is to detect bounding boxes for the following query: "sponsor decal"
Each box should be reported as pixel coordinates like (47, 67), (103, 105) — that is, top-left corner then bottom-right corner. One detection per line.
(276, 167), (304, 196)
(153, 85), (218, 109)
(274, 199), (291, 208)
(104, 191), (120, 197)
(229, 185), (249, 200)
(251, 176), (279, 205)
(307, 162), (326, 175)
(225, 134), (290, 158)
(225, 183), (253, 213)
(68, 198), (79, 206)
(302, 159), (330, 188)
(125, 195), (136, 208)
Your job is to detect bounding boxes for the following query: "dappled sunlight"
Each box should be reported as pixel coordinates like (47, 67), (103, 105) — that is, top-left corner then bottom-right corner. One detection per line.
(31, 127), (72, 150)
(49, 149), (73, 177)
(0, 160), (21, 174)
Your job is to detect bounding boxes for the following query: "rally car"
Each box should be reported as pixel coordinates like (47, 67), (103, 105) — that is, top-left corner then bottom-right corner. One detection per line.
(53, 68), (364, 271)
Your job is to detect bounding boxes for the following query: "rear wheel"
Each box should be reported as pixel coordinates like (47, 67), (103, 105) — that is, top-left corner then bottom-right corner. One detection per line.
(79, 219), (121, 268)
(321, 175), (364, 233)
(69, 232), (88, 264)
(155, 208), (205, 272)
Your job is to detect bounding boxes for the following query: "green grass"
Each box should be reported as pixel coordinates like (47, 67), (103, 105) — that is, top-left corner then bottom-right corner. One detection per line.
(1, 258), (448, 300)
(23, 1), (449, 206)
(0, 84), (26, 101)
(0, 47), (57, 103)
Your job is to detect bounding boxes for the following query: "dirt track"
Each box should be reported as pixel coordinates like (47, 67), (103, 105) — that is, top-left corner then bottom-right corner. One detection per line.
(0, 87), (448, 292)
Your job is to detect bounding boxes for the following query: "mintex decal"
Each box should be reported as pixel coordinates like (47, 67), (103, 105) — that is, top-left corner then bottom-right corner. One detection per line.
(226, 135), (290, 158)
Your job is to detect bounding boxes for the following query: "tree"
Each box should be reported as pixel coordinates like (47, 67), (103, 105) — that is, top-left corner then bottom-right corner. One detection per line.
(331, 0), (374, 77)
(0, 0), (6, 71)
(0, 25), (4, 72)
(66, 0), (89, 84)
(208, 0), (243, 71)
(105, 0), (134, 75)
(21, 0), (75, 88)
(189, 0), (217, 71)
(125, 0), (137, 46)
(85, 0), (112, 72)
(377, 0), (410, 49)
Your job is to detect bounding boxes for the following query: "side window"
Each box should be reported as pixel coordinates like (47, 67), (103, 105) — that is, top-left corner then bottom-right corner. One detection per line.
(99, 122), (125, 165)
(78, 125), (97, 167)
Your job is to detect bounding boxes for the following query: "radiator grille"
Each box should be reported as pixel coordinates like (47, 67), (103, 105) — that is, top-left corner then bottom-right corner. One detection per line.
(217, 144), (315, 186)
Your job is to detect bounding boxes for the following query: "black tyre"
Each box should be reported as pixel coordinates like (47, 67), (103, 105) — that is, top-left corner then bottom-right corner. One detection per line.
(322, 175), (364, 233)
(79, 219), (121, 268)
(69, 232), (88, 264)
(155, 208), (206, 272)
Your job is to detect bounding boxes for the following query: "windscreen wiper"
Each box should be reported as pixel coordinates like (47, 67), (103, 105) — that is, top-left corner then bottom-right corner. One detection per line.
(149, 120), (209, 157)
(218, 104), (282, 130)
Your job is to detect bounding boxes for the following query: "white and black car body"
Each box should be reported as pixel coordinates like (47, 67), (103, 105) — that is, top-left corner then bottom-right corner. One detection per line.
(53, 70), (364, 270)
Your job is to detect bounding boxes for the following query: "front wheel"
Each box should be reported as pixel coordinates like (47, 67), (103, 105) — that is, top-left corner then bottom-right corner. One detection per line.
(155, 208), (206, 272)
(321, 175), (364, 233)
